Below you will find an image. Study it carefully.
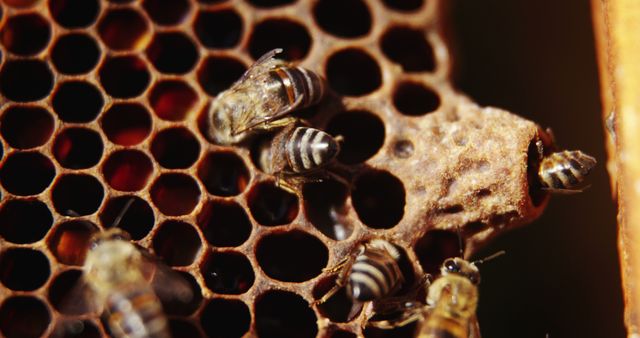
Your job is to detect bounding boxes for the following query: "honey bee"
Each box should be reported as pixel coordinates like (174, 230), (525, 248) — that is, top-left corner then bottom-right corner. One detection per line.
(367, 252), (504, 338)
(82, 228), (192, 338)
(534, 130), (597, 193)
(207, 48), (325, 145)
(258, 123), (342, 192)
(313, 239), (404, 307)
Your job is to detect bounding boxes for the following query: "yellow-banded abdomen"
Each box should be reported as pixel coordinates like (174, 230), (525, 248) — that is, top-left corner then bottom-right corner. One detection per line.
(285, 127), (340, 173)
(538, 150), (596, 191)
(273, 66), (324, 109)
(348, 239), (403, 302)
(105, 287), (170, 338)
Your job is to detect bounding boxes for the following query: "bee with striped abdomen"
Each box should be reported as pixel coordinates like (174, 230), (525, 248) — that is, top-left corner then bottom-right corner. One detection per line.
(207, 48), (325, 145)
(538, 150), (597, 192)
(82, 228), (192, 338)
(259, 123), (342, 192)
(367, 252), (504, 338)
(313, 239), (404, 308)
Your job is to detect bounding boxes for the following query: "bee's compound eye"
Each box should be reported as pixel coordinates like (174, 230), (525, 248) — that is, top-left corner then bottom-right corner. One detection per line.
(444, 259), (459, 272)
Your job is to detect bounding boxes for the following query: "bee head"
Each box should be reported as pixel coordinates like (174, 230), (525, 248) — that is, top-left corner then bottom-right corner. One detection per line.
(89, 228), (131, 250)
(441, 257), (481, 285)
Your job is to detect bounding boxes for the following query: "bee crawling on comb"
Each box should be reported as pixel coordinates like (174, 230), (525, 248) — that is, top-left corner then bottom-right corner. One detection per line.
(207, 48), (325, 145)
(258, 123), (347, 193)
(534, 128), (597, 193)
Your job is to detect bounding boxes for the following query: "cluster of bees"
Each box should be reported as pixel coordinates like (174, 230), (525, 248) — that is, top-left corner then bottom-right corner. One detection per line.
(70, 49), (597, 338)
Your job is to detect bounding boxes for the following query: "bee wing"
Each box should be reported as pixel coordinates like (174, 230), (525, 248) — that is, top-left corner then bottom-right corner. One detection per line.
(239, 48), (284, 82)
(56, 272), (103, 316)
(138, 250), (194, 303)
(231, 95), (302, 136)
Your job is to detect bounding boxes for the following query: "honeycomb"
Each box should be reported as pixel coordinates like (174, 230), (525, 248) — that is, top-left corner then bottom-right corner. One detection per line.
(0, 0), (553, 337)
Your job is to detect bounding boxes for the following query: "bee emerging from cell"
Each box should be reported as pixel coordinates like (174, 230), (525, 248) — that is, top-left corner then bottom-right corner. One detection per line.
(207, 48), (325, 145)
(534, 129), (597, 193)
(258, 123), (345, 192)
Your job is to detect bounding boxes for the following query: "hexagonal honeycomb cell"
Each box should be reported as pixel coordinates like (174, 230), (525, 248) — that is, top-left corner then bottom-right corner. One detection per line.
(0, 0), (613, 337)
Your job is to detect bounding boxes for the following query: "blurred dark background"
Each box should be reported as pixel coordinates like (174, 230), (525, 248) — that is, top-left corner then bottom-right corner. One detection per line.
(446, 1), (624, 337)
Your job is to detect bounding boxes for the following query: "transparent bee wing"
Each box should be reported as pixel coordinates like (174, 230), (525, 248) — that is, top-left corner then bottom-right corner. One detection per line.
(239, 48), (284, 82)
(55, 271), (103, 316)
(137, 249), (194, 304)
(232, 95), (302, 136)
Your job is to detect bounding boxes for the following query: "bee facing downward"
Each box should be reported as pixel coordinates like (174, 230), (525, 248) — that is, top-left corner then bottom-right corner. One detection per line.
(207, 48), (325, 145)
(259, 124), (341, 192)
(313, 239), (404, 306)
(83, 228), (191, 338)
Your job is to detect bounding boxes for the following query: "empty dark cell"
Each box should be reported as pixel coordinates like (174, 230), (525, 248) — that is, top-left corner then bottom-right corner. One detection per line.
(143, 0), (191, 26)
(202, 252), (254, 294)
(146, 32), (198, 74)
(102, 150), (154, 192)
(168, 319), (201, 338)
(314, 0), (371, 38)
(414, 230), (461, 275)
(0, 248), (50, 291)
(151, 128), (200, 169)
(52, 319), (101, 338)
(326, 49), (381, 96)
(0, 296), (50, 338)
(1, 13), (51, 56)
(52, 81), (104, 123)
(381, 0), (423, 11)
(98, 8), (150, 51)
(0, 59), (53, 102)
(53, 128), (103, 169)
(51, 174), (104, 216)
(352, 170), (405, 229)
(198, 0), (228, 3)
(381, 27), (435, 72)
(49, 0), (100, 28)
(248, 182), (299, 226)
(100, 196), (154, 240)
(197, 56), (246, 96)
(247, 0), (295, 7)
(149, 80), (198, 121)
(0, 105), (54, 149)
(198, 201), (252, 247)
(101, 103), (151, 146)
(255, 290), (317, 338)
(393, 82), (440, 116)
(326, 110), (385, 164)
(160, 272), (202, 316)
(48, 220), (98, 265)
(153, 221), (201, 266)
(197, 152), (250, 197)
(99, 56), (150, 98)
(249, 19), (311, 61)
(48, 269), (93, 315)
(150, 174), (200, 216)
(331, 330), (357, 338)
(0, 152), (55, 196)
(201, 299), (250, 338)
(257, 231), (328, 282)
(51, 33), (100, 75)
(0, 199), (52, 244)
(302, 180), (352, 240)
(194, 9), (243, 49)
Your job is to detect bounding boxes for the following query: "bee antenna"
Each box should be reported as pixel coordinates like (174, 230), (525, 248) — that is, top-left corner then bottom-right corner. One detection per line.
(455, 225), (464, 258)
(472, 250), (506, 266)
(112, 198), (135, 229)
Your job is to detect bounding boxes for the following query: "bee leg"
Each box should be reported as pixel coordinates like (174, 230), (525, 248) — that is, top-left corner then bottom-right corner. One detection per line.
(312, 254), (358, 306)
(274, 174), (298, 195)
(541, 186), (590, 194)
(365, 307), (424, 330)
